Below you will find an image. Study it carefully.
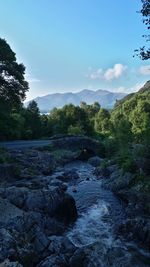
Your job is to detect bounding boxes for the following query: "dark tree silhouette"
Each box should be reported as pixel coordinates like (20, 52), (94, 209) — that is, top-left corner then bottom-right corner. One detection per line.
(135, 0), (150, 60)
(0, 38), (29, 109)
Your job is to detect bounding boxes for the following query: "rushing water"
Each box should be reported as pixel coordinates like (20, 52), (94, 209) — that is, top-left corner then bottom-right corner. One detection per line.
(64, 161), (150, 267)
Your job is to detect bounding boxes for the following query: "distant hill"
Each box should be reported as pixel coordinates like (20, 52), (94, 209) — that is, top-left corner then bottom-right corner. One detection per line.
(25, 89), (126, 113)
(114, 81), (150, 109)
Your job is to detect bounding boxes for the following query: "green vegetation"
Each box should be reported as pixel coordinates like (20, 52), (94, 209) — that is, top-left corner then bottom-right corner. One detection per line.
(135, 0), (150, 60)
(0, 38), (29, 140)
(0, 38), (150, 183)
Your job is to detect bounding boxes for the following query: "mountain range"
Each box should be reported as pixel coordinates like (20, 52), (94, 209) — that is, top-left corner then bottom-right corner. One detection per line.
(25, 89), (126, 113)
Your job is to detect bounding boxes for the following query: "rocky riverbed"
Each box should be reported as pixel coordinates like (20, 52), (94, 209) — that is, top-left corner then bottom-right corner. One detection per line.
(0, 137), (150, 267)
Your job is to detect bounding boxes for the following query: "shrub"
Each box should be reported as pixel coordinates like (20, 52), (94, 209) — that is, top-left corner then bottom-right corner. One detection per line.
(117, 149), (136, 173)
(103, 137), (118, 158)
(67, 125), (85, 135)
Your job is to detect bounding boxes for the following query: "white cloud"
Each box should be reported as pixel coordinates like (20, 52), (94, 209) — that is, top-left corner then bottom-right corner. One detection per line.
(139, 65), (150, 75)
(86, 63), (127, 81)
(104, 64), (127, 81)
(86, 68), (103, 80)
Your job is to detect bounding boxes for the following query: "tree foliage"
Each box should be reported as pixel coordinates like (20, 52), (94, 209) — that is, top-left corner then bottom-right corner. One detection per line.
(135, 0), (150, 60)
(0, 38), (29, 140)
(24, 101), (41, 139)
(0, 38), (29, 108)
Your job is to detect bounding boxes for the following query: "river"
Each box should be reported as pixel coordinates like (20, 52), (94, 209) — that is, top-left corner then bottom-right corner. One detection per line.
(62, 161), (150, 267)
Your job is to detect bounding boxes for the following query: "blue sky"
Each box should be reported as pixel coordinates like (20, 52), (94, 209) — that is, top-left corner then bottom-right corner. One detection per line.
(0, 0), (150, 100)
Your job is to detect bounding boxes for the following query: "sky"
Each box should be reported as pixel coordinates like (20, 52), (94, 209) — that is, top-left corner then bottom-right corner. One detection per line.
(0, 0), (150, 100)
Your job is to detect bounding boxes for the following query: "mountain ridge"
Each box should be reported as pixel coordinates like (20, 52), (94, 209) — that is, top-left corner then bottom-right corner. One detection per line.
(25, 89), (126, 113)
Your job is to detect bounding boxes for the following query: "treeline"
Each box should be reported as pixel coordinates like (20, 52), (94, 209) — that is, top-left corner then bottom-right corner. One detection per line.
(0, 100), (101, 140)
(1, 38), (150, 169)
(1, 80), (150, 147)
(0, 99), (106, 139)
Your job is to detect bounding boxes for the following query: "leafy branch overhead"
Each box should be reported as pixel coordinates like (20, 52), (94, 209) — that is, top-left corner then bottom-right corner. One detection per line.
(0, 38), (29, 109)
(135, 0), (150, 60)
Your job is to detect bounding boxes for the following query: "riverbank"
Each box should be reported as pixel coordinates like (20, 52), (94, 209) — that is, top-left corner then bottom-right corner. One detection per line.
(0, 136), (150, 266)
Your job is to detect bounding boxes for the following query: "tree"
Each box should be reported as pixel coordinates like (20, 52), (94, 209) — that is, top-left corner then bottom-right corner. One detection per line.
(135, 0), (150, 60)
(48, 104), (93, 136)
(68, 124), (85, 135)
(0, 38), (29, 140)
(95, 108), (111, 134)
(41, 114), (50, 137)
(24, 101), (41, 139)
(130, 99), (150, 143)
(80, 101), (101, 118)
(113, 115), (132, 145)
(0, 38), (29, 109)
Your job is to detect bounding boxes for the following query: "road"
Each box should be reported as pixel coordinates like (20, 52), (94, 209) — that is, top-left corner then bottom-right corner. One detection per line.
(0, 140), (52, 150)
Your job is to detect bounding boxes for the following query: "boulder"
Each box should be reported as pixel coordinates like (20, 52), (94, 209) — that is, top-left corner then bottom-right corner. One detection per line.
(33, 230), (50, 253)
(55, 193), (77, 223)
(69, 249), (86, 267)
(0, 164), (19, 182)
(10, 149), (56, 177)
(24, 187), (77, 222)
(37, 255), (67, 267)
(0, 197), (23, 224)
(0, 187), (28, 209)
(88, 156), (102, 167)
(48, 236), (76, 256)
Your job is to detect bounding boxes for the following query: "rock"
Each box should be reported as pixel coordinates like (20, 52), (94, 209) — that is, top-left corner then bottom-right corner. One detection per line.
(24, 187), (62, 214)
(62, 237), (76, 254)
(61, 183), (68, 192)
(43, 217), (65, 235)
(55, 193), (77, 224)
(0, 164), (19, 181)
(118, 217), (150, 248)
(47, 235), (75, 257)
(72, 186), (77, 193)
(7, 211), (41, 234)
(93, 166), (110, 178)
(25, 190), (47, 212)
(107, 164), (118, 174)
(0, 228), (16, 262)
(102, 170), (134, 191)
(17, 246), (36, 267)
(24, 187), (77, 222)
(48, 236), (64, 254)
(10, 149), (56, 177)
(0, 197), (23, 224)
(37, 255), (67, 267)
(138, 157), (150, 175)
(0, 260), (23, 267)
(88, 156), (102, 167)
(69, 249), (86, 267)
(34, 230), (50, 253)
(58, 170), (79, 182)
(0, 187), (28, 209)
